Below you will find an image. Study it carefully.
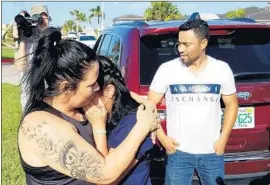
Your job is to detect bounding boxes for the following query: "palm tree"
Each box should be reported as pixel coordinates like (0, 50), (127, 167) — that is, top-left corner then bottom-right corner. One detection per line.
(89, 5), (105, 33)
(62, 20), (76, 33)
(72, 25), (84, 33)
(88, 14), (94, 25)
(89, 5), (105, 24)
(70, 9), (87, 34)
(1, 20), (14, 42)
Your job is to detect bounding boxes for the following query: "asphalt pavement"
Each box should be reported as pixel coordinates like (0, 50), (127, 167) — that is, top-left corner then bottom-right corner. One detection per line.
(2, 62), (22, 86)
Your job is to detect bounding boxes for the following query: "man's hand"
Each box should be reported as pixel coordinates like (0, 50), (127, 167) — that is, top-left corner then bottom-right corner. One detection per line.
(218, 93), (238, 156)
(161, 136), (179, 154)
(213, 139), (226, 155)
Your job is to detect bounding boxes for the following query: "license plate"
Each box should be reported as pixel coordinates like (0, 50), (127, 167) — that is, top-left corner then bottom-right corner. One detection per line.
(221, 107), (255, 129)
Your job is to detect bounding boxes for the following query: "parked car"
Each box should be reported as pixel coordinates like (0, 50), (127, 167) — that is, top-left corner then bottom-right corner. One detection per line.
(78, 32), (87, 35)
(77, 34), (97, 48)
(66, 31), (77, 39)
(93, 15), (270, 184)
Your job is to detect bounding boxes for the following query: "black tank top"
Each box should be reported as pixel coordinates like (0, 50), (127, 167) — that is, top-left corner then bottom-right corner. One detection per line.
(18, 101), (95, 185)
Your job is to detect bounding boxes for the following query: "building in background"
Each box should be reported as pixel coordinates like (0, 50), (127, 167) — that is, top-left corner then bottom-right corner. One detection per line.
(248, 6), (270, 24)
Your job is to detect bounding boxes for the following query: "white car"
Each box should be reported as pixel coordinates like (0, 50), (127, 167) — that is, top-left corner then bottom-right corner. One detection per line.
(77, 35), (97, 48)
(67, 32), (77, 39)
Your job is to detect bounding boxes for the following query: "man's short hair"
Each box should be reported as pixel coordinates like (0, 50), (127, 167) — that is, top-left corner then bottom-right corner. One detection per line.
(179, 19), (210, 41)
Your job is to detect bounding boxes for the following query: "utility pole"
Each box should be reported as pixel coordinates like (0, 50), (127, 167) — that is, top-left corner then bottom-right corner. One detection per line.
(101, 2), (104, 31)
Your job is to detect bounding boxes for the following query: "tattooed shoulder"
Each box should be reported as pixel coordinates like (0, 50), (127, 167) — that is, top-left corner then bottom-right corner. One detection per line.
(20, 120), (58, 158)
(20, 121), (47, 140)
(20, 119), (105, 182)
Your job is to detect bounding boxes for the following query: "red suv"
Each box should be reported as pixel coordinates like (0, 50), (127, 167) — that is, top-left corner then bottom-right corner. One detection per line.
(93, 15), (270, 184)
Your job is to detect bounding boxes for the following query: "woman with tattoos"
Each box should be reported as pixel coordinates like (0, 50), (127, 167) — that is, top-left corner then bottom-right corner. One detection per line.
(18, 27), (159, 185)
(84, 56), (154, 185)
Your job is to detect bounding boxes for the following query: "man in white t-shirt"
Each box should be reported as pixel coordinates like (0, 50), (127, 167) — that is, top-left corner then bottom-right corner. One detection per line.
(148, 19), (238, 185)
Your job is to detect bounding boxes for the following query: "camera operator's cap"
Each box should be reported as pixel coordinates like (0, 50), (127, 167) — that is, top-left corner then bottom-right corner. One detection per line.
(31, 5), (52, 21)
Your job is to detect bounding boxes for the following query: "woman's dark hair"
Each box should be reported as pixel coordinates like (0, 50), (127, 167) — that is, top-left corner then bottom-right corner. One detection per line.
(22, 27), (98, 117)
(97, 56), (139, 135)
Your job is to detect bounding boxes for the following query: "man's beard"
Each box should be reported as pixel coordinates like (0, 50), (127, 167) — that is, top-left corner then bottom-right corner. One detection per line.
(181, 57), (195, 67)
(181, 55), (201, 67)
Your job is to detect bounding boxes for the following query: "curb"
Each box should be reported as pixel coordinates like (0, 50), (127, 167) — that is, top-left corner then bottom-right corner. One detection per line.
(2, 58), (14, 64)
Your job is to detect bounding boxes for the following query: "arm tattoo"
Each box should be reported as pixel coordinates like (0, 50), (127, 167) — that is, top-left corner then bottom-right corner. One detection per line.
(20, 121), (105, 181)
(59, 141), (104, 181)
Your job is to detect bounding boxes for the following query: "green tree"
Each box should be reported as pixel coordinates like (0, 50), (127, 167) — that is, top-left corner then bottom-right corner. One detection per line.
(62, 20), (75, 33)
(88, 14), (94, 24)
(70, 9), (87, 34)
(73, 25), (84, 32)
(226, 8), (245, 19)
(226, 11), (236, 19)
(89, 5), (105, 24)
(89, 5), (105, 33)
(144, 2), (183, 21)
(234, 8), (245, 18)
(2, 20), (14, 42)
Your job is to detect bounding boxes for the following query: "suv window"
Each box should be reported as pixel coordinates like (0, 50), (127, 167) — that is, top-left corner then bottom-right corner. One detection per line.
(140, 33), (179, 85)
(107, 35), (121, 67)
(79, 35), (96, 41)
(140, 29), (270, 85)
(99, 34), (112, 56)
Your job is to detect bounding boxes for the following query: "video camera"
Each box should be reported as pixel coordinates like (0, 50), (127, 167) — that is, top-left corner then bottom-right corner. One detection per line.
(14, 11), (42, 42)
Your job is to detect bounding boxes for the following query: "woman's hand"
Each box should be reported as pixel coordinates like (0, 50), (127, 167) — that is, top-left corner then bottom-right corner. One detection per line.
(83, 98), (107, 129)
(136, 104), (160, 132)
(141, 99), (158, 115)
(130, 91), (158, 115)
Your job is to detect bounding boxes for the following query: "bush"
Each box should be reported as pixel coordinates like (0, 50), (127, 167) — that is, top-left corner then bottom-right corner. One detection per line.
(1, 47), (15, 59)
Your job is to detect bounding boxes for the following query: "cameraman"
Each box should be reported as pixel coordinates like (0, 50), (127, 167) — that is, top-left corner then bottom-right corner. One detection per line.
(14, 5), (51, 111)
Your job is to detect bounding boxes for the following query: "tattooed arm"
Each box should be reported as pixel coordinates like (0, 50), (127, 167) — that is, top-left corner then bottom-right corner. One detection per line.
(19, 108), (157, 184)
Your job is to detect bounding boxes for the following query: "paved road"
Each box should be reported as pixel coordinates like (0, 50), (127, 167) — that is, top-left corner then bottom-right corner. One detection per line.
(2, 63), (22, 86)
(2, 63), (269, 185)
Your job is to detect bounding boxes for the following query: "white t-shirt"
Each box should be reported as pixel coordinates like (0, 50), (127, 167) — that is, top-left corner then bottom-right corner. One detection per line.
(150, 56), (236, 154)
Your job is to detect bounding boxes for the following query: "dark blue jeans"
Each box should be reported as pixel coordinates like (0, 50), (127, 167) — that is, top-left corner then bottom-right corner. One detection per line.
(165, 150), (224, 185)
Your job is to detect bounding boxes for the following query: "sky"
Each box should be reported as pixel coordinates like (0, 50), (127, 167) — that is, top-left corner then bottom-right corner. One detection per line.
(2, 1), (269, 28)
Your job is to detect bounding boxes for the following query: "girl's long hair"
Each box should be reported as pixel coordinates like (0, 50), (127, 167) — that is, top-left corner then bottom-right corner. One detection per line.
(97, 56), (139, 135)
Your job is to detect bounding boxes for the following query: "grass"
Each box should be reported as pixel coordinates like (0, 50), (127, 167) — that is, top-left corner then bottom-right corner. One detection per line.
(2, 47), (15, 59)
(2, 83), (26, 185)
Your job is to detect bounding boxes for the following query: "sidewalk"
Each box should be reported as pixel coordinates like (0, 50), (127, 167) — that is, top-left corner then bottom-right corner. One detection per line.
(2, 63), (22, 86)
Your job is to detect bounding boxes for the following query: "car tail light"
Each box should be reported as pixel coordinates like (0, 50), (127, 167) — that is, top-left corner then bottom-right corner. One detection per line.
(210, 29), (235, 35)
